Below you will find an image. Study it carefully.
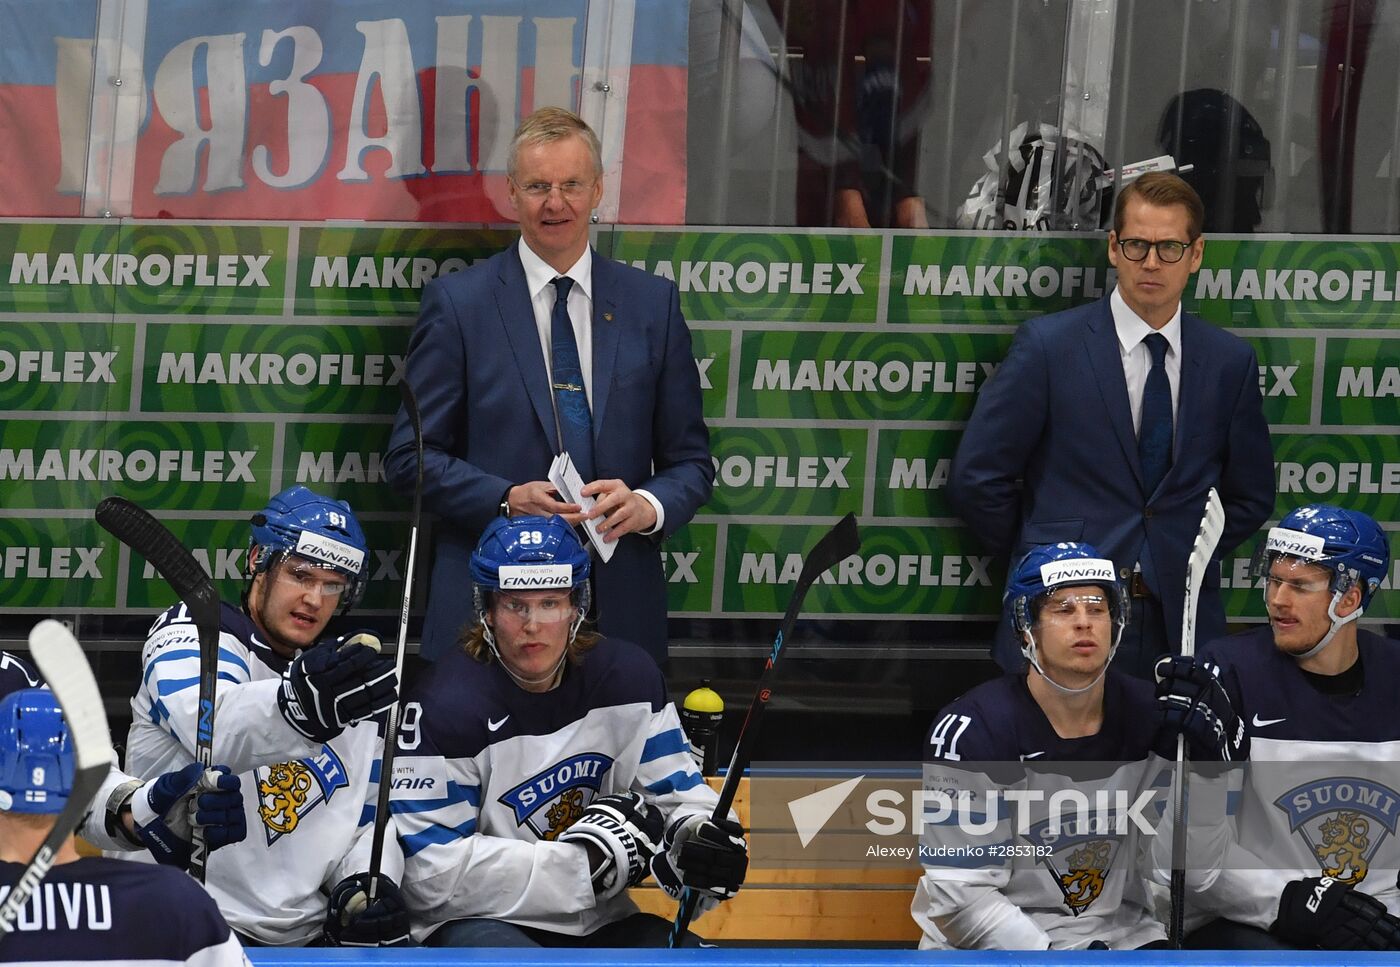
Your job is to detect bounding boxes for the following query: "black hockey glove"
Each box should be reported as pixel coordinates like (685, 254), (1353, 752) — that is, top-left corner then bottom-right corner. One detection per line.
(558, 792), (664, 899)
(1273, 876), (1400, 950)
(1151, 655), (1249, 761)
(650, 814), (749, 915)
(324, 873), (411, 947)
(278, 631), (397, 743)
(128, 763), (246, 869)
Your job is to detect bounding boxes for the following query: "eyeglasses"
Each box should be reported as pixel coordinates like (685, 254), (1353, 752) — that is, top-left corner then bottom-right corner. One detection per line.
(275, 563), (350, 599)
(496, 593), (574, 624)
(1116, 238), (1195, 263)
(511, 178), (595, 200)
(1041, 593), (1111, 620)
(1264, 574), (1331, 597)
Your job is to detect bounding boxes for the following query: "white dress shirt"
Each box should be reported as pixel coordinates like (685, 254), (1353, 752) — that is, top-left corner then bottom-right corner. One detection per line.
(517, 240), (664, 533)
(1110, 286), (1182, 437)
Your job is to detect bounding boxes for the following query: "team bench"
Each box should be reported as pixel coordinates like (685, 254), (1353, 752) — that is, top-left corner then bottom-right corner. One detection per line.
(628, 777), (922, 945)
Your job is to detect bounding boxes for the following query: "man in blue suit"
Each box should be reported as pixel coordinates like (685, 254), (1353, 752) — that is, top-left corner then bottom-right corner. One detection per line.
(949, 172), (1274, 679)
(385, 108), (712, 665)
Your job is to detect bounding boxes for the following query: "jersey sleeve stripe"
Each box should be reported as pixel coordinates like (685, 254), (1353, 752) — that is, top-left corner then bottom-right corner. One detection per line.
(154, 671), (241, 696)
(640, 727), (690, 763)
(389, 782), (480, 815)
(359, 804), (376, 827)
(643, 769), (704, 795)
(144, 646), (251, 683)
(401, 818), (478, 857)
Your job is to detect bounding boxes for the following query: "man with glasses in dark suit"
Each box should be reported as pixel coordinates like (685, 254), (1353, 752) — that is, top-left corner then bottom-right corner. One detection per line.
(950, 172), (1274, 679)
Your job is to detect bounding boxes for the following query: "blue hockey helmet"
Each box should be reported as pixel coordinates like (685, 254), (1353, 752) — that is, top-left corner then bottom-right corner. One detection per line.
(1006, 542), (1127, 639)
(248, 486), (368, 609)
(1251, 504), (1390, 611)
(0, 688), (73, 815)
(471, 515), (591, 591)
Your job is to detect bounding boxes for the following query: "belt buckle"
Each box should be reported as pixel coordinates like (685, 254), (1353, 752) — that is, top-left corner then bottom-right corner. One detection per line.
(1129, 572), (1151, 599)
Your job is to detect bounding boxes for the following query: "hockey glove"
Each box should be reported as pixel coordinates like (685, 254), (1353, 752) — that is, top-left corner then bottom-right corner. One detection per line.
(1151, 655), (1249, 761)
(558, 792), (664, 899)
(129, 764), (246, 869)
(278, 632), (397, 742)
(324, 873), (411, 947)
(650, 814), (749, 916)
(1273, 876), (1400, 949)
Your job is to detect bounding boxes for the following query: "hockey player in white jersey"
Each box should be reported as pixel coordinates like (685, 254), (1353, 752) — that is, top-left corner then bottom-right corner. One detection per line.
(1, 650), (246, 873)
(914, 542), (1184, 950)
(123, 486), (409, 947)
(1156, 504), (1400, 949)
(393, 515), (748, 946)
(0, 688), (250, 966)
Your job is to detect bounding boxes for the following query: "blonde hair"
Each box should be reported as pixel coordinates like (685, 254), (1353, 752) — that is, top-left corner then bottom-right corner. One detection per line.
(507, 107), (603, 181)
(1114, 171), (1205, 240)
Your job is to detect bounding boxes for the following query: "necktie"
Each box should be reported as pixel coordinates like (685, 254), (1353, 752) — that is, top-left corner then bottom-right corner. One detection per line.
(549, 277), (595, 482)
(1138, 332), (1173, 495)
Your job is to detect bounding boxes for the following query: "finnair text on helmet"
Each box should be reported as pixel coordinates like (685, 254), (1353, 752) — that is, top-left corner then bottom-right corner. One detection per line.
(1039, 559), (1115, 586)
(1265, 528), (1326, 561)
(294, 531), (365, 573)
(498, 564), (572, 589)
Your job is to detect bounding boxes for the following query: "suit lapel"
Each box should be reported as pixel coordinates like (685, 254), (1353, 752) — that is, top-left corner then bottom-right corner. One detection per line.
(494, 243), (560, 447)
(1083, 299), (1145, 491)
(588, 252), (622, 437)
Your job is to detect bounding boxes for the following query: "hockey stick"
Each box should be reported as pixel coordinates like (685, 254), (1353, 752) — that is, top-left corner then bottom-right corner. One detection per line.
(668, 513), (861, 947)
(95, 496), (222, 882)
(0, 621), (115, 935)
(366, 378), (423, 900)
(1168, 487), (1225, 947)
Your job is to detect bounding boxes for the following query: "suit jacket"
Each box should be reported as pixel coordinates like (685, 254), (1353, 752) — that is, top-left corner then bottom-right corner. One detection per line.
(384, 243), (713, 662)
(948, 296), (1274, 670)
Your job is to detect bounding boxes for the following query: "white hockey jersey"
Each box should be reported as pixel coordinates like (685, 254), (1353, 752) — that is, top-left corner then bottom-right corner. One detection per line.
(1165, 627), (1400, 931)
(392, 638), (719, 941)
(0, 856), (249, 967)
(122, 602), (401, 946)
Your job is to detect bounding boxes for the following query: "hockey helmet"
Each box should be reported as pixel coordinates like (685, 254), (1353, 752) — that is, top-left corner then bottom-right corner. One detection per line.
(957, 121), (1114, 231)
(470, 514), (591, 592)
(248, 485), (368, 609)
(1006, 541), (1128, 640)
(1158, 88), (1272, 232)
(1250, 505), (1389, 611)
(0, 688), (73, 815)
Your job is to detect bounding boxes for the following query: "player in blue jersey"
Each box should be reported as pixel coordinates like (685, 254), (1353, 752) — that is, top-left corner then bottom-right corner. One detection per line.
(914, 542), (1196, 950)
(392, 515), (748, 946)
(0, 688), (249, 966)
(123, 486), (409, 947)
(1, 649), (246, 873)
(1158, 504), (1400, 949)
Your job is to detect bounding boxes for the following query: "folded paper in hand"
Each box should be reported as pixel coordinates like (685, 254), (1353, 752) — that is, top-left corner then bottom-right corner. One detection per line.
(548, 452), (616, 563)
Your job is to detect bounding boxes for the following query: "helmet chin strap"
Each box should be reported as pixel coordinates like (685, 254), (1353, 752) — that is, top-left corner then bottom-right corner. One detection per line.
(1022, 622), (1123, 696)
(1293, 591), (1363, 661)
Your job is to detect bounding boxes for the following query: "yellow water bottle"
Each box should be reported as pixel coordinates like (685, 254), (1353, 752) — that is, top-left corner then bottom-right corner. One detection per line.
(680, 680), (724, 776)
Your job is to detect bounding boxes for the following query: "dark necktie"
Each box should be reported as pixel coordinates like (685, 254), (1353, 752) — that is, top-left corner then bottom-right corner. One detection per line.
(549, 276), (595, 482)
(1138, 332), (1173, 495)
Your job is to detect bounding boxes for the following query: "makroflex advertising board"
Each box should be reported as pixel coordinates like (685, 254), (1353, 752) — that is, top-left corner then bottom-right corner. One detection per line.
(1, 223), (1396, 627)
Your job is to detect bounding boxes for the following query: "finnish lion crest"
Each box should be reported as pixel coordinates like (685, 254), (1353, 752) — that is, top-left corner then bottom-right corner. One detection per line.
(1057, 840), (1111, 911)
(255, 745), (349, 846)
(1275, 777), (1400, 887)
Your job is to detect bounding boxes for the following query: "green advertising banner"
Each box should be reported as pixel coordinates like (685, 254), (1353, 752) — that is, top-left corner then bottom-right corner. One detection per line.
(139, 322), (408, 415)
(1, 221), (1397, 636)
(662, 523), (719, 616)
(0, 322), (133, 413)
(721, 522), (1005, 617)
(606, 230), (883, 323)
(708, 426), (866, 517)
(1320, 337), (1400, 427)
(736, 330), (1010, 422)
(294, 226), (517, 317)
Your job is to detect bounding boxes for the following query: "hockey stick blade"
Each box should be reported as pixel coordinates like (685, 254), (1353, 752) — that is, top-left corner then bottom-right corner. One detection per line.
(0, 621), (115, 936)
(1168, 487), (1225, 948)
(669, 513), (861, 946)
(95, 496), (221, 880)
(367, 378), (423, 899)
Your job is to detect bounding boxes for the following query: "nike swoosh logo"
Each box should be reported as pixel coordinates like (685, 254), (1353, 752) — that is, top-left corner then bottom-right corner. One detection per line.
(1252, 714), (1286, 728)
(487, 716), (510, 732)
(1020, 751), (1045, 760)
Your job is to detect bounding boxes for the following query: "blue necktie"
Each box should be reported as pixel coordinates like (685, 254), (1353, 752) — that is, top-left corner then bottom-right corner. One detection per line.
(549, 276), (595, 482)
(1138, 333), (1173, 495)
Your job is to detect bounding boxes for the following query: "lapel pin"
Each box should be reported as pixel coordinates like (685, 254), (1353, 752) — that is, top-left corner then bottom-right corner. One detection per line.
(603, 312), (613, 322)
